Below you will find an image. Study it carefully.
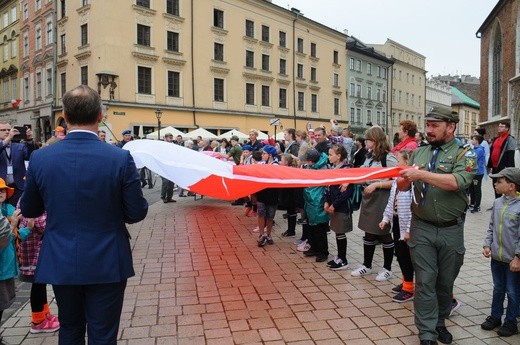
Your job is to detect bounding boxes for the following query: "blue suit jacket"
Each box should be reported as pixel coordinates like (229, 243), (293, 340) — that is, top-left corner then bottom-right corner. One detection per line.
(20, 131), (148, 285)
(0, 140), (37, 190)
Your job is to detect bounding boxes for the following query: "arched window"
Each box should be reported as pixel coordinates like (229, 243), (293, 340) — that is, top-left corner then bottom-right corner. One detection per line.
(3, 36), (7, 62)
(492, 23), (502, 117)
(10, 31), (16, 58)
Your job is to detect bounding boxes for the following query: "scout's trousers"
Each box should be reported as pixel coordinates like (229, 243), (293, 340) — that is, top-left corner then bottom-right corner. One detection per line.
(408, 217), (465, 342)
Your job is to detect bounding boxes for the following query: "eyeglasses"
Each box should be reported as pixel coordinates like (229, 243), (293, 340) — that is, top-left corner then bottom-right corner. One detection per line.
(0, 129), (10, 131)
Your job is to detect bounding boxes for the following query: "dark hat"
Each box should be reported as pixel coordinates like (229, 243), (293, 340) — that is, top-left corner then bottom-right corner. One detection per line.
(489, 167), (520, 186)
(242, 145), (253, 151)
(122, 129), (132, 135)
(425, 106), (459, 123)
(262, 145), (277, 157)
(230, 135), (239, 142)
(304, 148), (321, 163)
(366, 122), (373, 127)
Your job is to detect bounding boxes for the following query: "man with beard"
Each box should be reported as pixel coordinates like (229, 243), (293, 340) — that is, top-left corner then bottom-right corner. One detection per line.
(398, 107), (476, 345)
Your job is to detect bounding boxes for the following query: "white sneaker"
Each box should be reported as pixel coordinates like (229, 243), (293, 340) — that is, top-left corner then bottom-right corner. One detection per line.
(297, 240), (310, 252)
(351, 265), (372, 277)
(375, 268), (392, 281)
(252, 226), (259, 233)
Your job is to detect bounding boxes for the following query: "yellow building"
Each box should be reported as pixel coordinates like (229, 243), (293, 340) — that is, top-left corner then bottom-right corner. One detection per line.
(368, 39), (426, 136)
(0, 0), (19, 124)
(55, 0), (348, 141)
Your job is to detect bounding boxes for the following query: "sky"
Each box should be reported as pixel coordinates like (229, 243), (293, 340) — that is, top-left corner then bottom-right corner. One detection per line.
(272, 0), (498, 78)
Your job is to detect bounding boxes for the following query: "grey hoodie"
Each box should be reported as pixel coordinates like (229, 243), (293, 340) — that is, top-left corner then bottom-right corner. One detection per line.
(483, 193), (520, 263)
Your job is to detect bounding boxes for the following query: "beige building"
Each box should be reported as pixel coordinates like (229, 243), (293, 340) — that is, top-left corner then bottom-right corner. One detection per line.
(0, 0), (19, 125)
(368, 39), (426, 136)
(55, 0), (348, 140)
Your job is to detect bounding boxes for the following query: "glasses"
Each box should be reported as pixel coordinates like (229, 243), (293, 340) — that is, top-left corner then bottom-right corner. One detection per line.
(0, 129), (10, 131)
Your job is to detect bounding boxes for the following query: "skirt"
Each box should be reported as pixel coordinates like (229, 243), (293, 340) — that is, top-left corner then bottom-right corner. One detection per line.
(0, 277), (15, 310)
(358, 188), (391, 235)
(330, 212), (353, 234)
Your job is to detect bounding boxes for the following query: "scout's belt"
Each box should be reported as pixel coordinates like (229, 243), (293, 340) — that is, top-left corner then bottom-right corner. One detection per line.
(415, 215), (464, 228)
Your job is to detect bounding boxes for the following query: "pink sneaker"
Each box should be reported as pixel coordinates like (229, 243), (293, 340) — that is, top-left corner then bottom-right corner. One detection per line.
(46, 312), (59, 323)
(31, 317), (60, 334)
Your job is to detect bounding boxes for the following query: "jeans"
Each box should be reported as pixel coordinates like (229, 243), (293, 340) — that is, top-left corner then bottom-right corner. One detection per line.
(160, 177), (174, 200)
(490, 259), (520, 323)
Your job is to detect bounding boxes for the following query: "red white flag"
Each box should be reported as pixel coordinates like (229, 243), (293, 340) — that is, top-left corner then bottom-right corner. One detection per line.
(11, 99), (21, 108)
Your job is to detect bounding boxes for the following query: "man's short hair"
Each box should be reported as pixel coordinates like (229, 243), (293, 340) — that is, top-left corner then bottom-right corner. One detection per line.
(98, 130), (106, 134)
(62, 85), (102, 126)
(472, 135), (484, 145)
(499, 121), (510, 129)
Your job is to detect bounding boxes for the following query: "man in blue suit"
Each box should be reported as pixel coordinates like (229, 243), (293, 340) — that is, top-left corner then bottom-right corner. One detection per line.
(0, 122), (37, 205)
(20, 85), (148, 345)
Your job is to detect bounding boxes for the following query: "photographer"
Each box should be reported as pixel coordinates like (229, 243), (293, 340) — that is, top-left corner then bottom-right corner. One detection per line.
(0, 123), (37, 205)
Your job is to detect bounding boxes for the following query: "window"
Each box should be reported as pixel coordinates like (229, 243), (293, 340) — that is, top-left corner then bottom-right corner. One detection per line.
(261, 54), (269, 71)
(297, 38), (303, 53)
(35, 26), (41, 50)
(46, 21), (53, 45)
(214, 78), (224, 101)
(382, 112), (386, 125)
(367, 109), (372, 123)
(46, 67), (52, 96)
(80, 66), (88, 85)
(382, 90), (387, 102)
(297, 92), (304, 111)
(35, 0), (41, 11)
(349, 58), (354, 70)
(310, 43), (316, 57)
(411, 94), (414, 106)
(11, 77), (16, 100)
(167, 31), (179, 52)
(3, 38), (7, 62)
(82, 0), (89, 5)
(377, 111), (381, 124)
(377, 88), (381, 101)
(80, 24), (88, 46)
(334, 98), (339, 115)
(23, 4), (28, 20)
(136, 0), (149, 8)
(23, 33), (28, 57)
(214, 43), (223, 61)
(355, 59), (361, 72)
(350, 107), (355, 123)
(367, 63), (372, 75)
(10, 35), (16, 58)
(492, 26), (502, 116)
(356, 108), (361, 123)
(310, 67), (316, 82)
(24, 77), (28, 101)
(245, 83), (254, 105)
(166, 0), (179, 16)
(245, 20), (254, 38)
(367, 87), (372, 100)
(333, 73), (338, 87)
(311, 94), (317, 112)
(349, 83), (355, 96)
(279, 88), (287, 108)
(137, 24), (150, 46)
(406, 92), (409, 104)
(411, 75), (414, 84)
(213, 9), (223, 29)
(261, 85), (269, 106)
(279, 59), (286, 75)
(60, 0), (65, 18)
(333, 50), (338, 64)
(3, 80), (8, 102)
(356, 84), (361, 97)
(261, 25), (269, 42)
(3, 13), (8, 28)
(36, 72), (41, 98)
(245, 50), (254, 68)
(167, 71), (180, 97)
(11, 7), (16, 22)
(60, 34), (66, 55)
(60, 72), (66, 97)
(279, 31), (286, 47)
(297, 64), (303, 79)
(137, 66), (152, 94)
(398, 90), (402, 103)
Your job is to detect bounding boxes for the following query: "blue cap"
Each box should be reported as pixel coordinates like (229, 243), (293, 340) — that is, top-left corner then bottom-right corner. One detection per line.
(242, 145), (253, 151)
(262, 145), (277, 157)
(122, 130), (131, 135)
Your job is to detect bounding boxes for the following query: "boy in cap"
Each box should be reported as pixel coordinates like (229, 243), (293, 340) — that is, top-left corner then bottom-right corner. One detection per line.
(256, 145), (279, 247)
(481, 167), (520, 337)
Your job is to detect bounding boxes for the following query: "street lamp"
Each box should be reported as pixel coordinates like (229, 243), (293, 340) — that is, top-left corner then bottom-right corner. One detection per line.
(155, 108), (162, 140)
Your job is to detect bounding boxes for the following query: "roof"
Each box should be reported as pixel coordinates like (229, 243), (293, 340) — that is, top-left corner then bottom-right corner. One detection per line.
(476, 0), (506, 36)
(346, 37), (394, 64)
(450, 81), (480, 103)
(451, 86), (480, 108)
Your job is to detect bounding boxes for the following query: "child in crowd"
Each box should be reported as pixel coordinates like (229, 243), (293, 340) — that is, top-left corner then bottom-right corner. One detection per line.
(324, 144), (354, 270)
(469, 135), (486, 213)
(279, 154), (298, 238)
(379, 150), (414, 302)
(301, 149), (330, 262)
(241, 145), (256, 216)
(256, 145), (279, 247)
(481, 167), (520, 337)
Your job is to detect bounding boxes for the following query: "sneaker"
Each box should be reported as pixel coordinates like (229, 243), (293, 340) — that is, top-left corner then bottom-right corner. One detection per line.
(497, 321), (518, 337)
(266, 236), (274, 245)
(316, 254), (328, 262)
(481, 315), (502, 330)
(282, 213), (289, 219)
(46, 313), (59, 323)
(258, 235), (267, 247)
(471, 207), (481, 213)
(375, 268), (392, 281)
(449, 298), (461, 317)
(392, 283), (403, 293)
(351, 265), (372, 277)
(296, 218), (307, 225)
(30, 318), (60, 334)
(294, 239), (305, 246)
(303, 249), (318, 257)
(329, 258), (349, 271)
(281, 230), (295, 237)
(297, 241), (310, 252)
(252, 226), (259, 233)
(326, 257), (338, 267)
(392, 290), (414, 303)
(244, 206), (252, 216)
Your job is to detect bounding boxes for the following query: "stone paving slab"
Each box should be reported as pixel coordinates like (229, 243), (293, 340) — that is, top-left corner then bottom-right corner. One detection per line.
(1, 180), (519, 344)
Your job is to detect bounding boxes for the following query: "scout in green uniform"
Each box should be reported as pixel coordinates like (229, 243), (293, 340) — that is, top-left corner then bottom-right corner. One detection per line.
(398, 107), (476, 345)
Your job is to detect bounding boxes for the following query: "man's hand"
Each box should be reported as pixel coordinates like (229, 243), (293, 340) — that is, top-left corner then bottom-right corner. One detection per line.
(510, 256), (520, 272)
(483, 247), (491, 258)
(400, 166), (425, 182)
(26, 127), (33, 140)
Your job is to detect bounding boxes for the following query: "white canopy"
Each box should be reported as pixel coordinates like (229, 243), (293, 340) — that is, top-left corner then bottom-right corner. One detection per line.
(256, 131), (269, 140)
(145, 126), (185, 140)
(186, 127), (217, 140)
(217, 129), (249, 141)
(275, 131), (285, 141)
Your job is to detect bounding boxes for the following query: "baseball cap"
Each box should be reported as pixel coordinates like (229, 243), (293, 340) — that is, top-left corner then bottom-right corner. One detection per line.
(262, 145), (277, 157)
(230, 135), (239, 142)
(242, 145), (253, 151)
(122, 129), (132, 135)
(304, 148), (321, 163)
(425, 106), (459, 123)
(489, 167), (520, 186)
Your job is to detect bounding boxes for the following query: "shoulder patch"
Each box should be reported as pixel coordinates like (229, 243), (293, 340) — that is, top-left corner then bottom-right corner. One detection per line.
(465, 150), (476, 158)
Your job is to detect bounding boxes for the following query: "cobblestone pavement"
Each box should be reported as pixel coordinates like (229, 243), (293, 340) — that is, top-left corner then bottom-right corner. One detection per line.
(1, 179), (519, 344)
